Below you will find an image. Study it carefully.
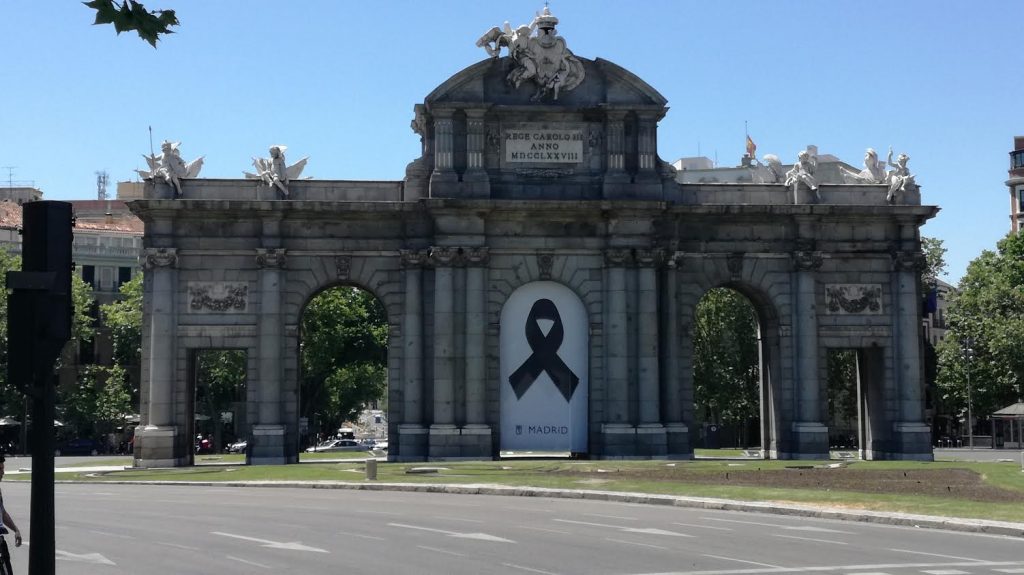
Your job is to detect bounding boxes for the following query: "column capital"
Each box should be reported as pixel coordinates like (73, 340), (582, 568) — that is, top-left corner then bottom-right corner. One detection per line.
(635, 248), (664, 268)
(604, 248), (633, 267)
(428, 246), (459, 267)
(400, 248), (429, 268)
(464, 246), (489, 267)
(142, 247), (177, 270)
(256, 248), (287, 269)
(792, 250), (823, 271)
(891, 250), (926, 272)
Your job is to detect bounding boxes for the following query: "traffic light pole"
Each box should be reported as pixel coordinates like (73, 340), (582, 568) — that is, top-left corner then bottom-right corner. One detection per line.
(5, 201), (73, 575)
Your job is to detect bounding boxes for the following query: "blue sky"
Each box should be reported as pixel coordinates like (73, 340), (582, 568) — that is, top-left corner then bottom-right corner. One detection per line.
(1, 1), (1021, 283)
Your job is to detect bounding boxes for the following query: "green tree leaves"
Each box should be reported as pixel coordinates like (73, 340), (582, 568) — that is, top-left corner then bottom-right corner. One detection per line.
(937, 232), (1024, 424)
(83, 0), (178, 47)
(693, 288), (760, 427)
(300, 287), (387, 432)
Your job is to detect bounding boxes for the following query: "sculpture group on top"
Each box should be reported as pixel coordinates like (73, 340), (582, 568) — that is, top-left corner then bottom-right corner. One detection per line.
(136, 140), (204, 198)
(839, 147), (917, 203)
(477, 6), (586, 101)
(749, 145), (916, 204)
(244, 145), (309, 198)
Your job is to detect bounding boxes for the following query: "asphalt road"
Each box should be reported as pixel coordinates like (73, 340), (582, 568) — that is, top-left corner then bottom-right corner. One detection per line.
(0, 483), (1020, 575)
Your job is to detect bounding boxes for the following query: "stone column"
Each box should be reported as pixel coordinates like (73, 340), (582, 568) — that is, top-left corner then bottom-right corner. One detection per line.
(636, 249), (666, 457)
(791, 250), (828, 459)
(398, 249), (428, 461)
(891, 250), (932, 459)
(428, 111), (458, 194)
(430, 246), (459, 457)
(433, 113), (454, 173)
(464, 247), (489, 425)
(636, 250), (661, 423)
(251, 248), (288, 464)
(461, 247), (491, 457)
(138, 248), (179, 466)
(637, 114), (658, 173)
(462, 110), (491, 198)
(662, 254), (690, 457)
(602, 248), (634, 456)
(605, 112), (626, 173)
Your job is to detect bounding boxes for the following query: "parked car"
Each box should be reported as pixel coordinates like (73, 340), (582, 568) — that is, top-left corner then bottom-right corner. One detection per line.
(226, 440), (247, 453)
(55, 438), (100, 456)
(305, 439), (365, 453)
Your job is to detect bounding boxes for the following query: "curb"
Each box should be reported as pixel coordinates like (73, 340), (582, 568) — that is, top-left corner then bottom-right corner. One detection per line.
(49, 479), (1024, 538)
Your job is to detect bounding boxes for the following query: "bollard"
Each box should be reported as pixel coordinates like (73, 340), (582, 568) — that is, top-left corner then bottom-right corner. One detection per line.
(365, 457), (378, 480)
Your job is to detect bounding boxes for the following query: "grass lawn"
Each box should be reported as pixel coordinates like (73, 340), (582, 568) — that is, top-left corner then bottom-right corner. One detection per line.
(41, 456), (1024, 524)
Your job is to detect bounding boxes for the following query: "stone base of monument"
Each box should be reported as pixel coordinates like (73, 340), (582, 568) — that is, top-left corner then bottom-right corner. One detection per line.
(600, 423), (636, 459)
(779, 422), (829, 460)
(133, 425), (182, 468)
(635, 424), (668, 458)
(396, 424), (429, 462)
(248, 425), (291, 465)
(869, 422), (934, 461)
(665, 423), (694, 459)
(427, 424), (492, 460)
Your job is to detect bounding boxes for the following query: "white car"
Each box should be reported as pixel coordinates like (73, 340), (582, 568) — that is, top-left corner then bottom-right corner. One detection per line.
(305, 439), (366, 453)
(226, 440), (247, 453)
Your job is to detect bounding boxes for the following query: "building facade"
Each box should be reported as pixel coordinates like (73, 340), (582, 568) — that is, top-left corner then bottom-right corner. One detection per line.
(1008, 136), (1024, 233)
(130, 11), (937, 466)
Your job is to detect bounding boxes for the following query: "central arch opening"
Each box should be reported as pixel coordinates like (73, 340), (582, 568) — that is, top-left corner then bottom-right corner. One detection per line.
(298, 285), (388, 459)
(692, 287), (769, 458)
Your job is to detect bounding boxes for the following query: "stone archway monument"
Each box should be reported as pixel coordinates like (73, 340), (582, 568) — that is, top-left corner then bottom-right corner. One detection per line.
(130, 7), (937, 466)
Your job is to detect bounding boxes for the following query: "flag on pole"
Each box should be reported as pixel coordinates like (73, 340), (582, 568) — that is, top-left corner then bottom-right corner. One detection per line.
(745, 134), (756, 158)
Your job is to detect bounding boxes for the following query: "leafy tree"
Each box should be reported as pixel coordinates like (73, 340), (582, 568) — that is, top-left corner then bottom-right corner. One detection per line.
(826, 350), (858, 446)
(300, 287), (387, 434)
(0, 251), (23, 417)
(195, 350), (246, 452)
(693, 288), (760, 445)
(71, 273), (97, 344)
(60, 364), (131, 442)
(937, 232), (1024, 434)
(921, 236), (948, 290)
(101, 273), (143, 369)
(84, 0), (178, 47)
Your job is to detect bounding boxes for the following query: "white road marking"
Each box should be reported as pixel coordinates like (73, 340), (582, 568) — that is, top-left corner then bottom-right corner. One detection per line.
(671, 522), (733, 531)
(388, 522), (515, 543)
(154, 542), (201, 551)
(516, 526), (571, 535)
(416, 545), (466, 557)
(701, 553), (783, 568)
(55, 550), (116, 565)
(630, 560), (1024, 575)
(337, 531), (386, 541)
(921, 570), (970, 575)
(606, 537), (669, 550)
(701, 517), (854, 534)
(582, 512), (639, 521)
(226, 555), (271, 569)
(435, 515), (485, 524)
(888, 549), (985, 562)
(501, 562), (562, 575)
(554, 518), (693, 537)
(993, 570), (1024, 574)
(210, 531), (329, 553)
(771, 534), (847, 545)
(87, 529), (136, 540)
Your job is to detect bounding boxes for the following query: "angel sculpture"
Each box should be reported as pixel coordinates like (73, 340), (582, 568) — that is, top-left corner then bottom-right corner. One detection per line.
(784, 150), (820, 203)
(136, 140), (204, 198)
(885, 147), (917, 203)
(244, 145), (308, 198)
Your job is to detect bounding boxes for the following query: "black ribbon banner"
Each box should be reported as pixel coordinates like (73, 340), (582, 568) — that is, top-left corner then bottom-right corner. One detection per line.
(508, 298), (579, 402)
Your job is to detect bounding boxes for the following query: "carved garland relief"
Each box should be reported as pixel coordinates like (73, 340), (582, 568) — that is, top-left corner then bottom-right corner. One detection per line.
(825, 284), (883, 315)
(188, 282), (249, 313)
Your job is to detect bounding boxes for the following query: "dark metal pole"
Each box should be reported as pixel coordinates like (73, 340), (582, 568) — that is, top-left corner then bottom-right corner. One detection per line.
(28, 370), (55, 575)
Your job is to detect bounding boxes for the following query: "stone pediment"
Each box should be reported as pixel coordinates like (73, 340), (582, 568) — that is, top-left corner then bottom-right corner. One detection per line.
(425, 57), (667, 108)
(407, 55), (675, 202)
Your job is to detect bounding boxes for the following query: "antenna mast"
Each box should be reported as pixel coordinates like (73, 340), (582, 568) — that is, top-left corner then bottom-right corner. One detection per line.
(96, 170), (109, 201)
